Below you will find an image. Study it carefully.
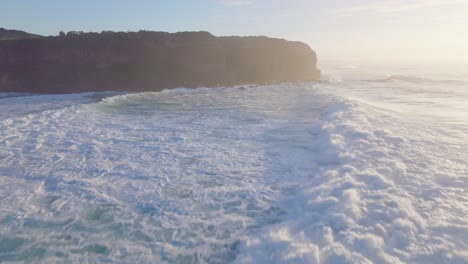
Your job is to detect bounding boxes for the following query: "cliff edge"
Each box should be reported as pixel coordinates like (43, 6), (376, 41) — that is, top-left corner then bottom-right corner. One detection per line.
(0, 30), (320, 93)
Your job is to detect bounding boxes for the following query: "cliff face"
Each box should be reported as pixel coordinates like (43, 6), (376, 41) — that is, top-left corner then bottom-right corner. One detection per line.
(0, 31), (320, 93)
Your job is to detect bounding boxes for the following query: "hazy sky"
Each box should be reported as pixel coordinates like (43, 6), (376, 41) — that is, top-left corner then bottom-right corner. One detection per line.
(2, 0), (468, 62)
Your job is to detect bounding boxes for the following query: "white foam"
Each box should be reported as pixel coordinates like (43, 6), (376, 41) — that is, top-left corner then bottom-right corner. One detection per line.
(0, 70), (467, 263)
(236, 99), (468, 263)
(0, 84), (332, 262)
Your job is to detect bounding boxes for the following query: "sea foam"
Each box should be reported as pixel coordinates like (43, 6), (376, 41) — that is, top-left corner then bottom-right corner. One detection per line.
(0, 64), (467, 263)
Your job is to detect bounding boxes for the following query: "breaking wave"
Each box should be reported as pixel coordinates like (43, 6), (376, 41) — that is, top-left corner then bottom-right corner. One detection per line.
(0, 72), (467, 263)
(377, 75), (468, 85)
(236, 99), (468, 263)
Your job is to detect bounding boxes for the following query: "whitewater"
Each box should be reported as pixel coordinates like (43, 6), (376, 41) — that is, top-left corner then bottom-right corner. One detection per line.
(0, 62), (467, 263)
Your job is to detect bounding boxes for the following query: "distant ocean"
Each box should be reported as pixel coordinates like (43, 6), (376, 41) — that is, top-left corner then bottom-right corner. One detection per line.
(0, 61), (467, 263)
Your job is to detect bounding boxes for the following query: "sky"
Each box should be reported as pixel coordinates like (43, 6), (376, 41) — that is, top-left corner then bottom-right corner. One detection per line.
(2, 0), (468, 62)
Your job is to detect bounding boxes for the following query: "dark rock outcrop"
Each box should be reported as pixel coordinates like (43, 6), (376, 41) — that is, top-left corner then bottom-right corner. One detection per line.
(0, 30), (320, 93)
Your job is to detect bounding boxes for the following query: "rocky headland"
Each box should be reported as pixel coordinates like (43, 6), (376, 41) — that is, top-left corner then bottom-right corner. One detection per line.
(0, 29), (320, 93)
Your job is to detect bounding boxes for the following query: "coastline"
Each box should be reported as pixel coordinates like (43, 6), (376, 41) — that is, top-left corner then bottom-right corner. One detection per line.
(0, 31), (320, 94)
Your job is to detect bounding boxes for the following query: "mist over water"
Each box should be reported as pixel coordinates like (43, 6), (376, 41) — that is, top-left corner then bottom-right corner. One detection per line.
(0, 62), (467, 263)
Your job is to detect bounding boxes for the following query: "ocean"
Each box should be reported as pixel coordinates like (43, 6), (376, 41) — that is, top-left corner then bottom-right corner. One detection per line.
(0, 61), (467, 263)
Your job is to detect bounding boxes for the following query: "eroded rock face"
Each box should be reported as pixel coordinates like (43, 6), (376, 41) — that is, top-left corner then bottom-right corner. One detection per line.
(0, 31), (320, 93)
